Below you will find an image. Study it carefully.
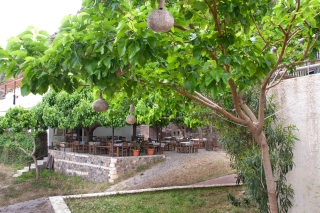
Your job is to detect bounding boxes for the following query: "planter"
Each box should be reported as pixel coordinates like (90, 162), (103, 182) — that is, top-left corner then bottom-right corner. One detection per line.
(147, 148), (155, 155)
(133, 149), (140, 156)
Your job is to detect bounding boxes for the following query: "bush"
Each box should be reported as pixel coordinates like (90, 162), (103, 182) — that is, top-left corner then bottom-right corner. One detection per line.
(0, 132), (39, 165)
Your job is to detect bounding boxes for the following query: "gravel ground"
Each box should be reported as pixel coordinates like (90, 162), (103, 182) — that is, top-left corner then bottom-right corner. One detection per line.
(0, 149), (236, 213)
(106, 149), (234, 191)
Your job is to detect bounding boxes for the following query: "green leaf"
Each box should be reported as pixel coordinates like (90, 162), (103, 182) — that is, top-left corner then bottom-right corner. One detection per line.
(103, 57), (111, 69)
(184, 11), (193, 20)
(193, 2), (208, 10)
(147, 36), (157, 49)
(184, 80), (194, 93)
(128, 41), (140, 59)
(193, 47), (202, 60)
(20, 83), (30, 96)
(117, 39), (127, 57)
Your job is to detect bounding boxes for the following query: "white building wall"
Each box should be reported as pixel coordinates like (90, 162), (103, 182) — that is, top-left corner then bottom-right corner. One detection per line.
(93, 125), (133, 140)
(270, 74), (320, 212)
(0, 88), (42, 116)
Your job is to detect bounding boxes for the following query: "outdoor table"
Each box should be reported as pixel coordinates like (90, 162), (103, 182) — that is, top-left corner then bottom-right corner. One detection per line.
(163, 137), (171, 140)
(114, 143), (123, 157)
(114, 140), (122, 143)
(161, 140), (170, 143)
(191, 138), (207, 141)
(179, 141), (193, 153)
(94, 145), (109, 155)
(180, 142), (192, 146)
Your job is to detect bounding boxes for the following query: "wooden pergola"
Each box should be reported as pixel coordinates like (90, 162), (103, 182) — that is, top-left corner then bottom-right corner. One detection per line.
(0, 77), (23, 100)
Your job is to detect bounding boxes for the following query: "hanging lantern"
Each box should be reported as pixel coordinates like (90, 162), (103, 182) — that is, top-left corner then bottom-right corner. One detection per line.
(126, 104), (136, 124)
(147, 0), (174, 33)
(92, 91), (109, 112)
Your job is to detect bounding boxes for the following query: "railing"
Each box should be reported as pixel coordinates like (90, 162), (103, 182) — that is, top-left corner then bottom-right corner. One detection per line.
(277, 62), (320, 79)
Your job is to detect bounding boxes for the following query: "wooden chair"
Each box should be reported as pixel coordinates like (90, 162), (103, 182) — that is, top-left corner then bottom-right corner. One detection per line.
(176, 141), (184, 153)
(71, 141), (80, 152)
(141, 141), (150, 154)
(158, 142), (166, 154)
(95, 142), (109, 155)
(120, 142), (129, 156)
(199, 138), (205, 149)
(167, 138), (175, 151)
(192, 141), (199, 153)
(129, 141), (136, 156)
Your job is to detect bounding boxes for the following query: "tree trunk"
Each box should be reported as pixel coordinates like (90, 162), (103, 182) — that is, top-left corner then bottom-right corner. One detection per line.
(132, 123), (137, 141)
(205, 139), (213, 151)
(84, 126), (98, 141)
(31, 154), (40, 181)
(198, 127), (203, 138)
(255, 132), (278, 213)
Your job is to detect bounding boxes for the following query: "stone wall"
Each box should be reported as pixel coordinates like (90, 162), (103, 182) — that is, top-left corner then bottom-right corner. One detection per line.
(49, 150), (165, 183)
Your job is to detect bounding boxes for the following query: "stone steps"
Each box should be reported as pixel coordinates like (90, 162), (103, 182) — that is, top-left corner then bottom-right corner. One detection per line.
(12, 156), (48, 178)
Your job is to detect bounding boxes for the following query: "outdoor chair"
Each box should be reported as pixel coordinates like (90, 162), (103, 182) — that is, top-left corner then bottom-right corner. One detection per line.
(192, 141), (199, 153)
(120, 142), (129, 156)
(129, 141), (136, 156)
(176, 142), (184, 153)
(199, 138), (205, 149)
(167, 139), (175, 151)
(141, 141), (150, 154)
(71, 141), (80, 152)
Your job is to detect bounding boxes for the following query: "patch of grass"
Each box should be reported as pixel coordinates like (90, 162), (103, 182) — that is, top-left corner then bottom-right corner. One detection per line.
(120, 172), (135, 181)
(0, 171), (6, 179)
(0, 167), (112, 207)
(3, 186), (21, 199)
(66, 186), (258, 213)
(136, 165), (150, 172)
(153, 158), (165, 164)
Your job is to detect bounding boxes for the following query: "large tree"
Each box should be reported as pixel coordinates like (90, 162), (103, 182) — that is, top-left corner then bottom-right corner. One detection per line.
(1, 1), (320, 212)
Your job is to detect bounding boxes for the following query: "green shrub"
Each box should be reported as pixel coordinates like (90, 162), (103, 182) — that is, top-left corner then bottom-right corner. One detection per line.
(0, 132), (33, 165)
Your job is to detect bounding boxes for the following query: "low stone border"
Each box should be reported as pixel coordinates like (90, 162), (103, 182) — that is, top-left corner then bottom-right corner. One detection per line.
(49, 150), (165, 183)
(49, 183), (242, 212)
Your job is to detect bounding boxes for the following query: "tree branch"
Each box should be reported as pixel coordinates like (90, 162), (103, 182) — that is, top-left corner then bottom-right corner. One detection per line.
(278, 24), (286, 35)
(174, 24), (188, 31)
(266, 69), (288, 90)
(251, 13), (269, 45)
(175, 89), (246, 124)
(239, 99), (258, 122)
(228, 79), (250, 122)
(204, 0), (222, 36)
(256, 78), (268, 134)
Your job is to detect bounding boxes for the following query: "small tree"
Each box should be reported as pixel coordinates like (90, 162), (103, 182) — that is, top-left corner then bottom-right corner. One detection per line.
(0, 107), (41, 180)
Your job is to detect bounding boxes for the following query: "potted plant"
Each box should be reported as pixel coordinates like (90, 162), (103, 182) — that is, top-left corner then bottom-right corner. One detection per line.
(147, 147), (155, 155)
(133, 142), (141, 156)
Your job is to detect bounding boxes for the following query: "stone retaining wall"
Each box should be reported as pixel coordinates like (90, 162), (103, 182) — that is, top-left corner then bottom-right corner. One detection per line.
(49, 150), (165, 183)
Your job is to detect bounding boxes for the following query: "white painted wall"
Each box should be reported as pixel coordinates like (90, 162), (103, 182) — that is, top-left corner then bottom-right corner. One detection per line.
(270, 74), (320, 212)
(0, 88), (43, 116)
(93, 125), (134, 140)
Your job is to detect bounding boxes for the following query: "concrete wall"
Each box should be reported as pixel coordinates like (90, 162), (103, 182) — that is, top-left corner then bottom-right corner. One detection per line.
(270, 74), (320, 212)
(49, 150), (165, 183)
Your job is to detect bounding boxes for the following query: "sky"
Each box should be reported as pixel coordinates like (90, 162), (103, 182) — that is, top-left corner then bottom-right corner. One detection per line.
(0, 0), (82, 48)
